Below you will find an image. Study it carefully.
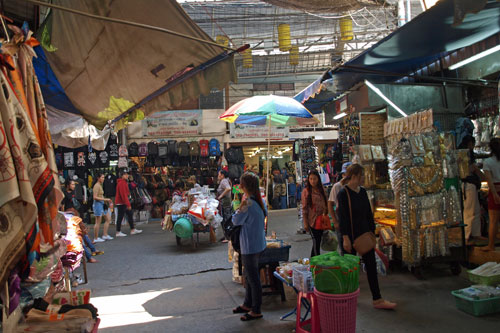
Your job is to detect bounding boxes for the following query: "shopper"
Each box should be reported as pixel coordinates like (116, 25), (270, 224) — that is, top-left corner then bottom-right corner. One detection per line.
(61, 179), (80, 217)
(301, 170), (328, 257)
(328, 162), (352, 254)
(458, 136), (485, 244)
(172, 180), (185, 197)
(217, 170), (232, 240)
(92, 173), (114, 243)
(231, 172), (267, 321)
(337, 164), (396, 309)
(115, 168), (142, 237)
(481, 138), (500, 252)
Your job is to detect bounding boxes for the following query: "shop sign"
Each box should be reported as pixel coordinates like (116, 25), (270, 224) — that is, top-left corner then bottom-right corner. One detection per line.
(142, 110), (202, 137)
(229, 123), (289, 140)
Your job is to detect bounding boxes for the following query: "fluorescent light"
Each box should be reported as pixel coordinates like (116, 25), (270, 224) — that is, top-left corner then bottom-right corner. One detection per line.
(449, 44), (500, 70)
(364, 80), (407, 117)
(333, 112), (347, 120)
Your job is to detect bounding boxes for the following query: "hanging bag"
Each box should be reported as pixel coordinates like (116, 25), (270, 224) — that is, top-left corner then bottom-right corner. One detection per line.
(346, 188), (376, 256)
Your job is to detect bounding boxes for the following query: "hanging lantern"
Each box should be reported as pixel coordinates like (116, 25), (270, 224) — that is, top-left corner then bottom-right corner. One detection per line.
(289, 45), (299, 66)
(278, 24), (292, 51)
(215, 35), (229, 48)
(339, 17), (354, 41)
(242, 48), (252, 68)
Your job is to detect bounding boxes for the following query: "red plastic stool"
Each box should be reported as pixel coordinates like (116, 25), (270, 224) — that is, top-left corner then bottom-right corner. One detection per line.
(296, 291), (319, 333)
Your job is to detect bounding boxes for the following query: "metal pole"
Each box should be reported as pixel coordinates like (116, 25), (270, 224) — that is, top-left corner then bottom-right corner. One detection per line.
(266, 116), (271, 208)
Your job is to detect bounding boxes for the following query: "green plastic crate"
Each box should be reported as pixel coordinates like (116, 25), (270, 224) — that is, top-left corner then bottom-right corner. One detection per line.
(468, 271), (500, 286)
(451, 290), (500, 316)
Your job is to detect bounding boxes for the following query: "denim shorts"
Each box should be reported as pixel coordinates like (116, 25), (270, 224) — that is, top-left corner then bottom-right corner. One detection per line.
(93, 201), (108, 217)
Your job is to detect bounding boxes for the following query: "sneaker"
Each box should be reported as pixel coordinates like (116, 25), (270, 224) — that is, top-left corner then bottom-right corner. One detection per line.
(93, 237), (105, 243)
(102, 235), (114, 240)
(116, 232), (127, 237)
(130, 229), (143, 235)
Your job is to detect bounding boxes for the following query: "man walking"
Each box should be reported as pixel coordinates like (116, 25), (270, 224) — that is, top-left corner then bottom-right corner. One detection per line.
(115, 168), (142, 237)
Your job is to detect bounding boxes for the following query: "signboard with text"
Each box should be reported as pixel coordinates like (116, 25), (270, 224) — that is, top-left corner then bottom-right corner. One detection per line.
(229, 123), (289, 140)
(142, 110), (202, 137)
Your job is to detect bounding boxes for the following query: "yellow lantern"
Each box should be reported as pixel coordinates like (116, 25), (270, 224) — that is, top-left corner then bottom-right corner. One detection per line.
(215, 35), (229, 48)
(242, 48), (252, 68)
(278, 24), (292, 51)
(340, 17), (354, 41)
(289, 45), (299, 66)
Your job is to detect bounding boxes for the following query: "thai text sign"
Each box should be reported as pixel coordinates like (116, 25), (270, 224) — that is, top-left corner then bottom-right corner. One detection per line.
(229, 123), (289, 140)
(142, 110), (202, 137)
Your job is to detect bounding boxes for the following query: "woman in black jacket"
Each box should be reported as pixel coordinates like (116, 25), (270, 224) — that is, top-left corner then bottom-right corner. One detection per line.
(337, 164), (396, 310)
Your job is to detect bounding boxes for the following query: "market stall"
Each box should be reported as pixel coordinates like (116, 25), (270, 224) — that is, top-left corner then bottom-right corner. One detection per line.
(384, 109), (466, 277)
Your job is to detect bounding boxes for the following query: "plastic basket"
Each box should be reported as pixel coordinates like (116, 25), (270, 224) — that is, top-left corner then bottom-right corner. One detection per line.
(314, 288), (359, 333)
(259, 245), (291, 265)
(292, 267), (314, 292)
(173, 217), (193, 238)
(451, 290), (500, 316)
(467, 271), (500, 286)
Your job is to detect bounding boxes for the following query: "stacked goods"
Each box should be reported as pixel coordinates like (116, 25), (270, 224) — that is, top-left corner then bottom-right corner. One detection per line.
(468, 262), (500, 286)
(310, 252), (360, 294)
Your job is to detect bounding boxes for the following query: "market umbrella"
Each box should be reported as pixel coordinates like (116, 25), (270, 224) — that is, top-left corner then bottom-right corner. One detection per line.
(219, 95), (319, 223)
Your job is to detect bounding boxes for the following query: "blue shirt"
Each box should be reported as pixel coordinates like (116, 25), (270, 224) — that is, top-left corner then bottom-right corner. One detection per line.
(232, 198), (267, 255)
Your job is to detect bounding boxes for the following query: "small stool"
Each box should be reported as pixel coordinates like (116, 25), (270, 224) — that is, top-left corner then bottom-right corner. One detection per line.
(296, 291), (319, 333)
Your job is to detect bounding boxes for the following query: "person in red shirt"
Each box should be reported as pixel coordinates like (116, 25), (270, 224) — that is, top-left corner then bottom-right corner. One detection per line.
(115, 168), (142, 237)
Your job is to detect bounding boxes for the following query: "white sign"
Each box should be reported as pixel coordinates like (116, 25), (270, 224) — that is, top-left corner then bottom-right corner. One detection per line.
(142, 110), (202, 137)
(229, 123), (289, 140)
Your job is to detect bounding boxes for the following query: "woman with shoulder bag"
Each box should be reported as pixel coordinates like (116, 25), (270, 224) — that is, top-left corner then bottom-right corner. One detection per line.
(231, 172), (267, 321)
(301, 170), (330, 257)
(337, 164), (396, 309)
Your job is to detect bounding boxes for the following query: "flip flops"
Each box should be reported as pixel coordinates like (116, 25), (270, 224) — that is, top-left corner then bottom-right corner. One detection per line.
(240, 313), (263, 321)
(232, 306), (249, 314)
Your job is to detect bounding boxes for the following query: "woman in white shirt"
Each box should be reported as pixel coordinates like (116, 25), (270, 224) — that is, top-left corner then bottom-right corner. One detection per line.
(481, 138), (500, 252)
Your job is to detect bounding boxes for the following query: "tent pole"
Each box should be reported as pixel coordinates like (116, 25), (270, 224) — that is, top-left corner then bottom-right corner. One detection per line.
(266, 117), (271, 231)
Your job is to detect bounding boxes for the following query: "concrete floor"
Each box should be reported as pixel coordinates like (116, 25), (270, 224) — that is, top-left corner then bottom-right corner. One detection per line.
(81, 209), (500, 332)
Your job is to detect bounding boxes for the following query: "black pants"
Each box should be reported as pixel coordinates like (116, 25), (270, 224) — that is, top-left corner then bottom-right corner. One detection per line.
(116, 205), (135, 232)
(310, 227), (323, 257)
(349, 247), (381, 301)
(242, 252), (263, 314)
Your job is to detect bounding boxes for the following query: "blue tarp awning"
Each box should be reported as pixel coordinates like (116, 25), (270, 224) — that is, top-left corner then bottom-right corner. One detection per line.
(297, 0), (500, 113)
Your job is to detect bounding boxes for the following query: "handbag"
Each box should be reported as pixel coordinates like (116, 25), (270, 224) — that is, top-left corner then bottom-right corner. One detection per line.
(346, 188), (376, 256)
(314, 214), (332, 230)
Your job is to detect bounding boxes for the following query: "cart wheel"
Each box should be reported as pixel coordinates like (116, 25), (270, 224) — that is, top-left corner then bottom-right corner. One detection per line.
(450, 262), (462, 276)
(176, 236), (181, 246)
(411, 266), (425, 280)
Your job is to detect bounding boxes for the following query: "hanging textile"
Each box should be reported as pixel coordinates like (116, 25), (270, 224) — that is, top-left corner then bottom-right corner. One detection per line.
(0, 27), (63, 285)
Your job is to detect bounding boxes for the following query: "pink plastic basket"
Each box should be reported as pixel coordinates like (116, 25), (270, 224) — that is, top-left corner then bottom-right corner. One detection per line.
(313, 288), (360, 333)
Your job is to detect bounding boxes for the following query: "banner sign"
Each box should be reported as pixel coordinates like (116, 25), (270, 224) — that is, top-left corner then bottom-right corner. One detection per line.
(229, 123), (289, 140)
(142, 110), (202, 137)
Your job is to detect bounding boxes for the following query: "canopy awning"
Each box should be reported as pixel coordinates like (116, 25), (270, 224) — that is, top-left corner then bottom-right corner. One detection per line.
(297, 0), (500, 112)
(39, 0), (236, 129)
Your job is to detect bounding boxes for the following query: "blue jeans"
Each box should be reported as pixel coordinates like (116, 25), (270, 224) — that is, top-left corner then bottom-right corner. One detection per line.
(83, 234), (96, 260)
(241, 252), (263, 314)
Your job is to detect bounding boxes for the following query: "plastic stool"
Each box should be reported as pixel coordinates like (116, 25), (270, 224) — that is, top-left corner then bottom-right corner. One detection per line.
(296, 291), (319, 333)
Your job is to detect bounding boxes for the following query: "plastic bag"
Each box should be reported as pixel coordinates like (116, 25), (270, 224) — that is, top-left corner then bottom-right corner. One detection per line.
(320, 230), (338, 252)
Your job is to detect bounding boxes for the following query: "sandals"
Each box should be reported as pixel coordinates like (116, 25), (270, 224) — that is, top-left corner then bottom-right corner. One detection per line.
(92, 251), (104, 256)
(233, 306), (249, 314)
(240, 313), (263, 321)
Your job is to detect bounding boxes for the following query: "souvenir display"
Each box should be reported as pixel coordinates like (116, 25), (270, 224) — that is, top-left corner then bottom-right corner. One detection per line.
(371, 145), (385, 161)
(384, 110), (462, 266)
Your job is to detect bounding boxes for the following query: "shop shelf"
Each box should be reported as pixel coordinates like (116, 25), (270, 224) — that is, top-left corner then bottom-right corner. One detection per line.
(451, 290), (500, 316)
(468, 271), (500, 286)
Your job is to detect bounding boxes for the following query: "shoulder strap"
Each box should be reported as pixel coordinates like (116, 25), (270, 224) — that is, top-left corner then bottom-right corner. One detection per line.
(345, 187), (354, 238)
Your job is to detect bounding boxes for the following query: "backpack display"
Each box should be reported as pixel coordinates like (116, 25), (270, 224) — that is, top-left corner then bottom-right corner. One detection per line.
(148, 141), (159, 156)
(158, 141), (168, 158)
(118, 144), (128, 157)
(228, 163), (244, 179)
(209, 138), (221, 156)
(199, 140), (209, 157)
(168, 140), (178, 156)
(178, 141), (189, 157)
(189, 141), (200, 157)
(225, 147), (244, 164)
(128, 142), (139, 157)
(138, 143), (148, 157)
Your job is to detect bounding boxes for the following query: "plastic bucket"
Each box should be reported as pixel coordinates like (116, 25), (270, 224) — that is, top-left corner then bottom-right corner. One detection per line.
(174, 217), (193, 238)
(313, 288), (360, 333)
